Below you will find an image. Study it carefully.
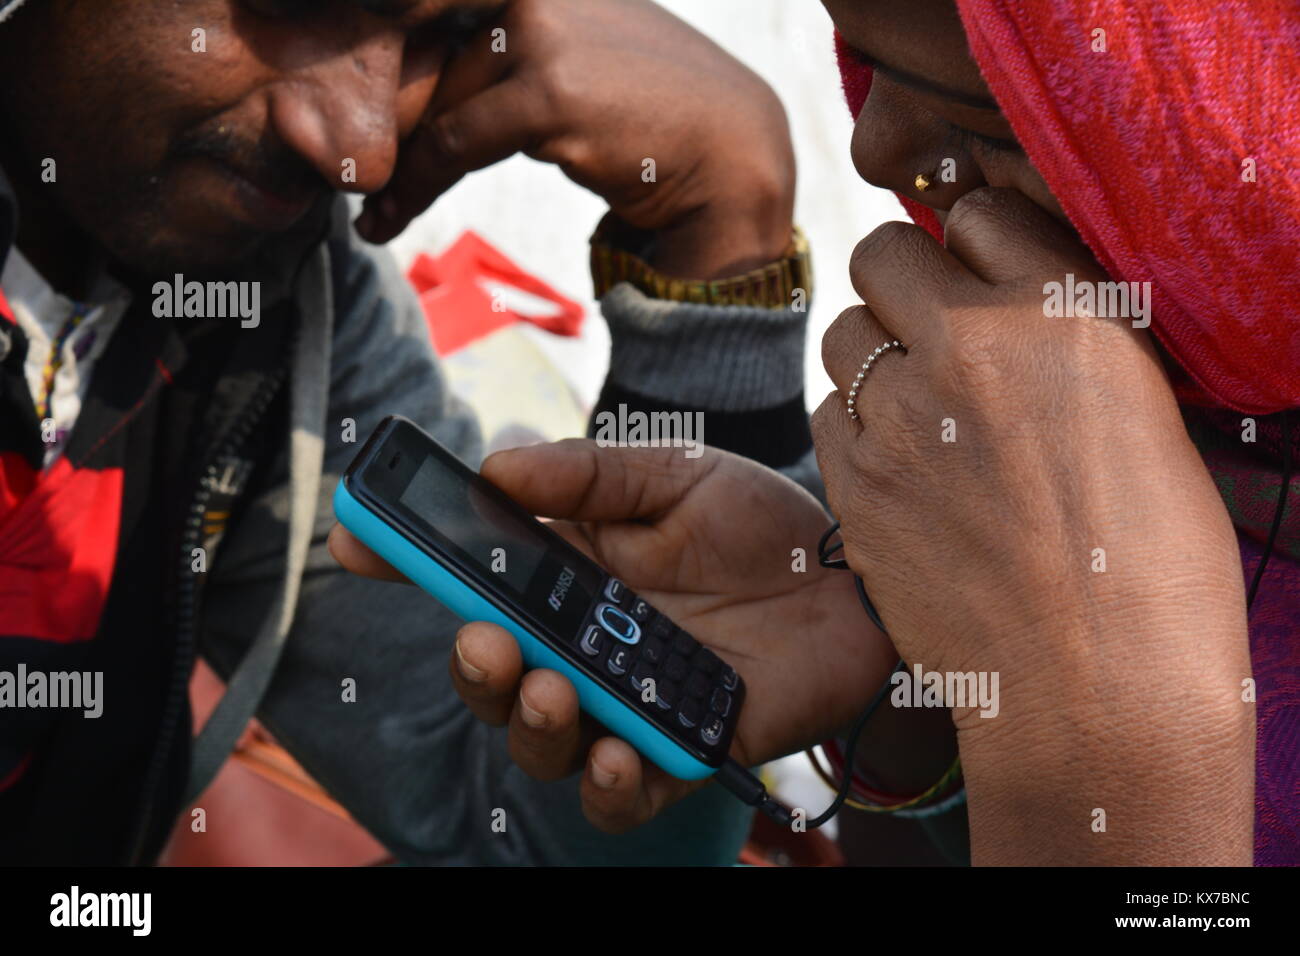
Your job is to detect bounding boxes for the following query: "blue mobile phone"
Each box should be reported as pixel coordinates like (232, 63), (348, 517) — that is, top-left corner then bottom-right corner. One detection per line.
(334, 415), (745, 780)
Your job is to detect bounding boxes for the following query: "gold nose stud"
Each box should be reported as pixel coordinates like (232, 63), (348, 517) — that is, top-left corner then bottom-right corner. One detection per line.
(914, 172), (934, 192)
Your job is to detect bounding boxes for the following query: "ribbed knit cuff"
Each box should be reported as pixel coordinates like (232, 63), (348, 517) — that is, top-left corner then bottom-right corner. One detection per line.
(600, 282), (809, 413)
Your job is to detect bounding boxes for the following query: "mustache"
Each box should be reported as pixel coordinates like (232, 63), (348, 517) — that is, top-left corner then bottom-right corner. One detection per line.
(171, 125), (328, 199)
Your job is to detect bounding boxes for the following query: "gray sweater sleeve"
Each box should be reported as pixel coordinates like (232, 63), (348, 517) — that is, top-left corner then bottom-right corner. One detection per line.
(199, 231), (757, 865)
(596, 282), (824, 500)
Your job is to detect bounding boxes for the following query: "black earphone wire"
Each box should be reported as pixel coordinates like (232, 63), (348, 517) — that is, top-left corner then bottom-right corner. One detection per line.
(717, 522), (899, 828)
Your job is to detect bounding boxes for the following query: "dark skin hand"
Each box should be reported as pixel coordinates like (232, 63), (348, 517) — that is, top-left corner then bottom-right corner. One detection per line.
(817, 0), (1252, 864)
(330, 442), (898, 831)
(813, 185), (1252, 865)
(353, 0), (797, 278)
(0, 0), (794, 292)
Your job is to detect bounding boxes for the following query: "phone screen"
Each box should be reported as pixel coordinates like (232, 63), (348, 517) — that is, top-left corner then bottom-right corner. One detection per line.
(356, 419), (605, 639)
(397, 455), (547, 596)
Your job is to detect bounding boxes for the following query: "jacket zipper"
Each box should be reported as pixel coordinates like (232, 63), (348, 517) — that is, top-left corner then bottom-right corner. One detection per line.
(125, 365), (287, 865)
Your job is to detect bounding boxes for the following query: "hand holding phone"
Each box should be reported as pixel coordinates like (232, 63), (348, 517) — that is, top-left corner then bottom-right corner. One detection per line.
(331, 420), (894, 830)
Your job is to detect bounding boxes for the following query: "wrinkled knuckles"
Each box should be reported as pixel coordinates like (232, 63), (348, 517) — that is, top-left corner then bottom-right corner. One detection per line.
(944, 186), (1030, 236)
(850, 220), (930, 278)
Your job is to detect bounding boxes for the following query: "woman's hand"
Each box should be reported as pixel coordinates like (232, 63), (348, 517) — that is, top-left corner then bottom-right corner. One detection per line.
(356, 0), (795, 280)
(812, 187), (1254, 864)
(330, 441), (897, 832)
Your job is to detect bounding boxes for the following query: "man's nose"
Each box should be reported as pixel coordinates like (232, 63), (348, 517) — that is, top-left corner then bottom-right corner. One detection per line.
(266, 33), (405, 195)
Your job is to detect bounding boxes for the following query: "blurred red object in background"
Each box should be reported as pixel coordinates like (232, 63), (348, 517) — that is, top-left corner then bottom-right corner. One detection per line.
(407, 230), (584, 357)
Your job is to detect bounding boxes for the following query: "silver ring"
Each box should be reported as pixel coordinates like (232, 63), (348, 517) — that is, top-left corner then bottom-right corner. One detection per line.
(846, 340), (903, 422)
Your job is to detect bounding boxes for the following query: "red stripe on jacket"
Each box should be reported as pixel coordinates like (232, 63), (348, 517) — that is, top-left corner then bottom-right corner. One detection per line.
(0, 452), (122, 642)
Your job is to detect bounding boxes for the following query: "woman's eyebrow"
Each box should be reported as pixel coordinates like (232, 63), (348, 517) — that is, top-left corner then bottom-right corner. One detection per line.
(859, 51), (1002, 112)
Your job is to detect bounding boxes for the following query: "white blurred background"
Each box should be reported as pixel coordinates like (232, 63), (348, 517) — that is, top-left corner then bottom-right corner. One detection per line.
(386, 0), (905, 413)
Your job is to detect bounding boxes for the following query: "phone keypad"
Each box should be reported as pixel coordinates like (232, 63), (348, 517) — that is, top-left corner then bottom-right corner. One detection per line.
(597, 604), (641, 644)
(677, 697), (702, 728)
(607, 647), (632, 676)
(640, 637), (665, 666)
(577, 578), (744, 762)
(700, 716), (725, 747)
(580, 626), (606, 658)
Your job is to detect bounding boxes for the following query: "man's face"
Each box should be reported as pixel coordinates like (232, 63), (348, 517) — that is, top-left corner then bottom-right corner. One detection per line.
(0, 0), (500, 277)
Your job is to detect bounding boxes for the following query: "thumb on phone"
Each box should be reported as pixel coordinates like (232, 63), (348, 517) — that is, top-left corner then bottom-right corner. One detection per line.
(480, 439), (712, 525)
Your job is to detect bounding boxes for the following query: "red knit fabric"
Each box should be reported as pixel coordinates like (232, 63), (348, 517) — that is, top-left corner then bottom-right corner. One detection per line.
(836, 4), (1300, 415)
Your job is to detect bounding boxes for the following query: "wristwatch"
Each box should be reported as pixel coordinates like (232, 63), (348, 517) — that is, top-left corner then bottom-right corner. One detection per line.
(590, 216), (812, 311)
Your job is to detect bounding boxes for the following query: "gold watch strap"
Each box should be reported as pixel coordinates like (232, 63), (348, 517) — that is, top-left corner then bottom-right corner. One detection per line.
(590, 223), (812, 311)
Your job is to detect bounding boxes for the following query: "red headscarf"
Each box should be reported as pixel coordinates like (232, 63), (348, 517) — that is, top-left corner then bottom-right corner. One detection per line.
(836, 0), (1300, 415)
